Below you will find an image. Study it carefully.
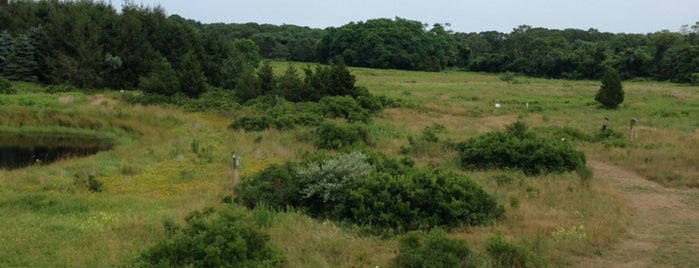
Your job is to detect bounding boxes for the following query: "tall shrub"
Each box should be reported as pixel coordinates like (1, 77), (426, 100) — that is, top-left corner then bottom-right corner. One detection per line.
(595, 67), (624, 109)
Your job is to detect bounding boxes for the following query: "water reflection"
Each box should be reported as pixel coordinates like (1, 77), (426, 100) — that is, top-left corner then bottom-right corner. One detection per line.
(0, 133), (113, 170)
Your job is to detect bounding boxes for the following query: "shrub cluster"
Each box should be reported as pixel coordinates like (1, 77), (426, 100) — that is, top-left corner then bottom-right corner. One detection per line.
(458, 122), (586, 175)
(138, 207), (283, 267)
(313, 122), (370, 150)
(230, 94), (393, 132)
(391, 230), (472, 268)
(236, 152), (501, 235)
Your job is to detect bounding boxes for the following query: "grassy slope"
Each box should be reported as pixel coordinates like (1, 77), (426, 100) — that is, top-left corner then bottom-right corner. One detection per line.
(0, 68), (696, 267)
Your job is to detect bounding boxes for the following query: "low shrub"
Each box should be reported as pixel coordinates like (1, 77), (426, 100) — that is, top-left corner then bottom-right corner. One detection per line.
(347, 169), (501, 233)
(230, 115), (270, 131)
(138, 207), (283, 267)
(458, 121), (586, 175)
(236, 152), (501, 235)
(0, 77), (16, 94)
(313, 121), (369, 150)
(486, 234), (541, 268)
(391, 230), (472, 268)
(595, 128), (626, 148)
(319, 95), (370, 123)
(235, 163), (301, 209)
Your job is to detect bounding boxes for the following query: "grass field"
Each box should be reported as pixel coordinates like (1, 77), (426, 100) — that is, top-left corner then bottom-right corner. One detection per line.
(0, 66), (697, 267)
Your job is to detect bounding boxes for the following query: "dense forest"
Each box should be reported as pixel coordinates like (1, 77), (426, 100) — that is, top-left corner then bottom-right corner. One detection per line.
(1, 0), (698, 97)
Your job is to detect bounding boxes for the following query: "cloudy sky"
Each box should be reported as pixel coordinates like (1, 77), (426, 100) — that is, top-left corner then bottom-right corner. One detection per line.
(128, 0), (698, 34)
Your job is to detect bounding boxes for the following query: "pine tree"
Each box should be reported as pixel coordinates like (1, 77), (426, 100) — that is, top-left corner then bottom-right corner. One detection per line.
(139, 56), (179, 96)
(0, 31), (12, 74)
(595, 67), (624, 109)
(2, 34), (38, 82)
(178, 51), (207, 97)
(257, 60), (275, 94)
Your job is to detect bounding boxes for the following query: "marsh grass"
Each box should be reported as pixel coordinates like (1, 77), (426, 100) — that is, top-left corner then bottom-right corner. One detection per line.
(0, 67), (696, 266)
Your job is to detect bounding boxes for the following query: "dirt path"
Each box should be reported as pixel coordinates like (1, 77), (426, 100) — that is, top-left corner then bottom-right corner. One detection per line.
(575, 160), (699, 268)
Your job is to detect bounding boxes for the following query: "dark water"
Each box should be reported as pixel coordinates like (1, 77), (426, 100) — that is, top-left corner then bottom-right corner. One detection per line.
(0, 133), (113, 170)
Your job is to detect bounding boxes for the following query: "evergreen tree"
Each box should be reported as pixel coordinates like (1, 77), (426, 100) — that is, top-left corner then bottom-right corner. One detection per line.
(235, 65), (261, 102)
(138, 56), (179, 96)
(277, 64), (305, 101)
(2, 34), (38, 81)
(177, 51), (207, 97)
(595, 67), (624, 109)
(257, 60), (275, 94)
(0, 31), (11, 74)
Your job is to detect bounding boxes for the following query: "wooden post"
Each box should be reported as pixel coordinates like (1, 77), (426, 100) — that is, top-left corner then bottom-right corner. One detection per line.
(629, 118), (638, 141)
(232, 154), (240, 193)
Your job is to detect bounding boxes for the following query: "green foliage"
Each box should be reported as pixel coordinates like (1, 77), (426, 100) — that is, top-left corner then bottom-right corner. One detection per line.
(229, 96), (326, 131)
(297, 152), (373, 216)
(595, 67), (624, 109)
(391, 230), (472, 268)
(2, 34), (38, 82)
(486, 234), (541, 268)
(458, 121), (586, 175)
(595, 128), (627, 148)
(400, 124), (450, 155)
(0, 76), (15, 94)
(235, 164), (301, 209)
(183, 87), (241, 112)
(313, 121), (369, 150)
(348, 168), (501, 234)
(177, 51), (208, 98)
(319, 96), (370, 123)
(691, 72), (699, 86)
(230, 115), (271, 131)
(138, 207), (283, 267)
(317, 18), (456, 71)
(139, 57), (180, 96)
(236, 152), (500, 235)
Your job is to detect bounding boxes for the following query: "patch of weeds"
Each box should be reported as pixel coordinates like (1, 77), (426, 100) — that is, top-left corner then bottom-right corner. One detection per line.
(74, 172), (103, 192)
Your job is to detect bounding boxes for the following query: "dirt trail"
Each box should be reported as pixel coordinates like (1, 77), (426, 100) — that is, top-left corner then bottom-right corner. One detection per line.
(575, 160), (699, 268)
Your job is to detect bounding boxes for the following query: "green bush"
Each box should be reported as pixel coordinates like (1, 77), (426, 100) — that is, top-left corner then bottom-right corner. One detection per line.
(236, 152), (500, 235)
(138, 207), (283, 267)
(230, 115), (270, 131)
(486, 234), (539, 268)
(0, 76), (15, 94)
(313, 121), (369, 150)
(297, 151), (373, 217)
(347, 169), (501, 234)
(235, 164), (301, 209)
(319, 95), (370, 123)
(391, 230), (472, 268)
(458, 121), (586, 175)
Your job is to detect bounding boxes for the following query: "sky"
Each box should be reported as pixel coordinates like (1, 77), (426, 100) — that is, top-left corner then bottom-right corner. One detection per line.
(127, 0), (698, 34)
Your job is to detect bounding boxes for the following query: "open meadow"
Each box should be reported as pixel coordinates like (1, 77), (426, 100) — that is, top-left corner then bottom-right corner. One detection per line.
(0, 66), (697, 267)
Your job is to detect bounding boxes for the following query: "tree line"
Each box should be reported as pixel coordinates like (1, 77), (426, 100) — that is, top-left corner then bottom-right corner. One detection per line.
(1, 0), (697, 97)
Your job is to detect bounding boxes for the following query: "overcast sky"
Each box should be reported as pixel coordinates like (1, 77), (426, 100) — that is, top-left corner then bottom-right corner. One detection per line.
(128, 0), (698, 34)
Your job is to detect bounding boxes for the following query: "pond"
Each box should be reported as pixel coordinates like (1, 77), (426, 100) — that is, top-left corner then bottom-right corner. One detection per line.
(0, 132), (113, 170)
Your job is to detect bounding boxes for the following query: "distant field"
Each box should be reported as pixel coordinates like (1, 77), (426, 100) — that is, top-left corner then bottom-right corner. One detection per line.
(0, 67), (697, 267)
